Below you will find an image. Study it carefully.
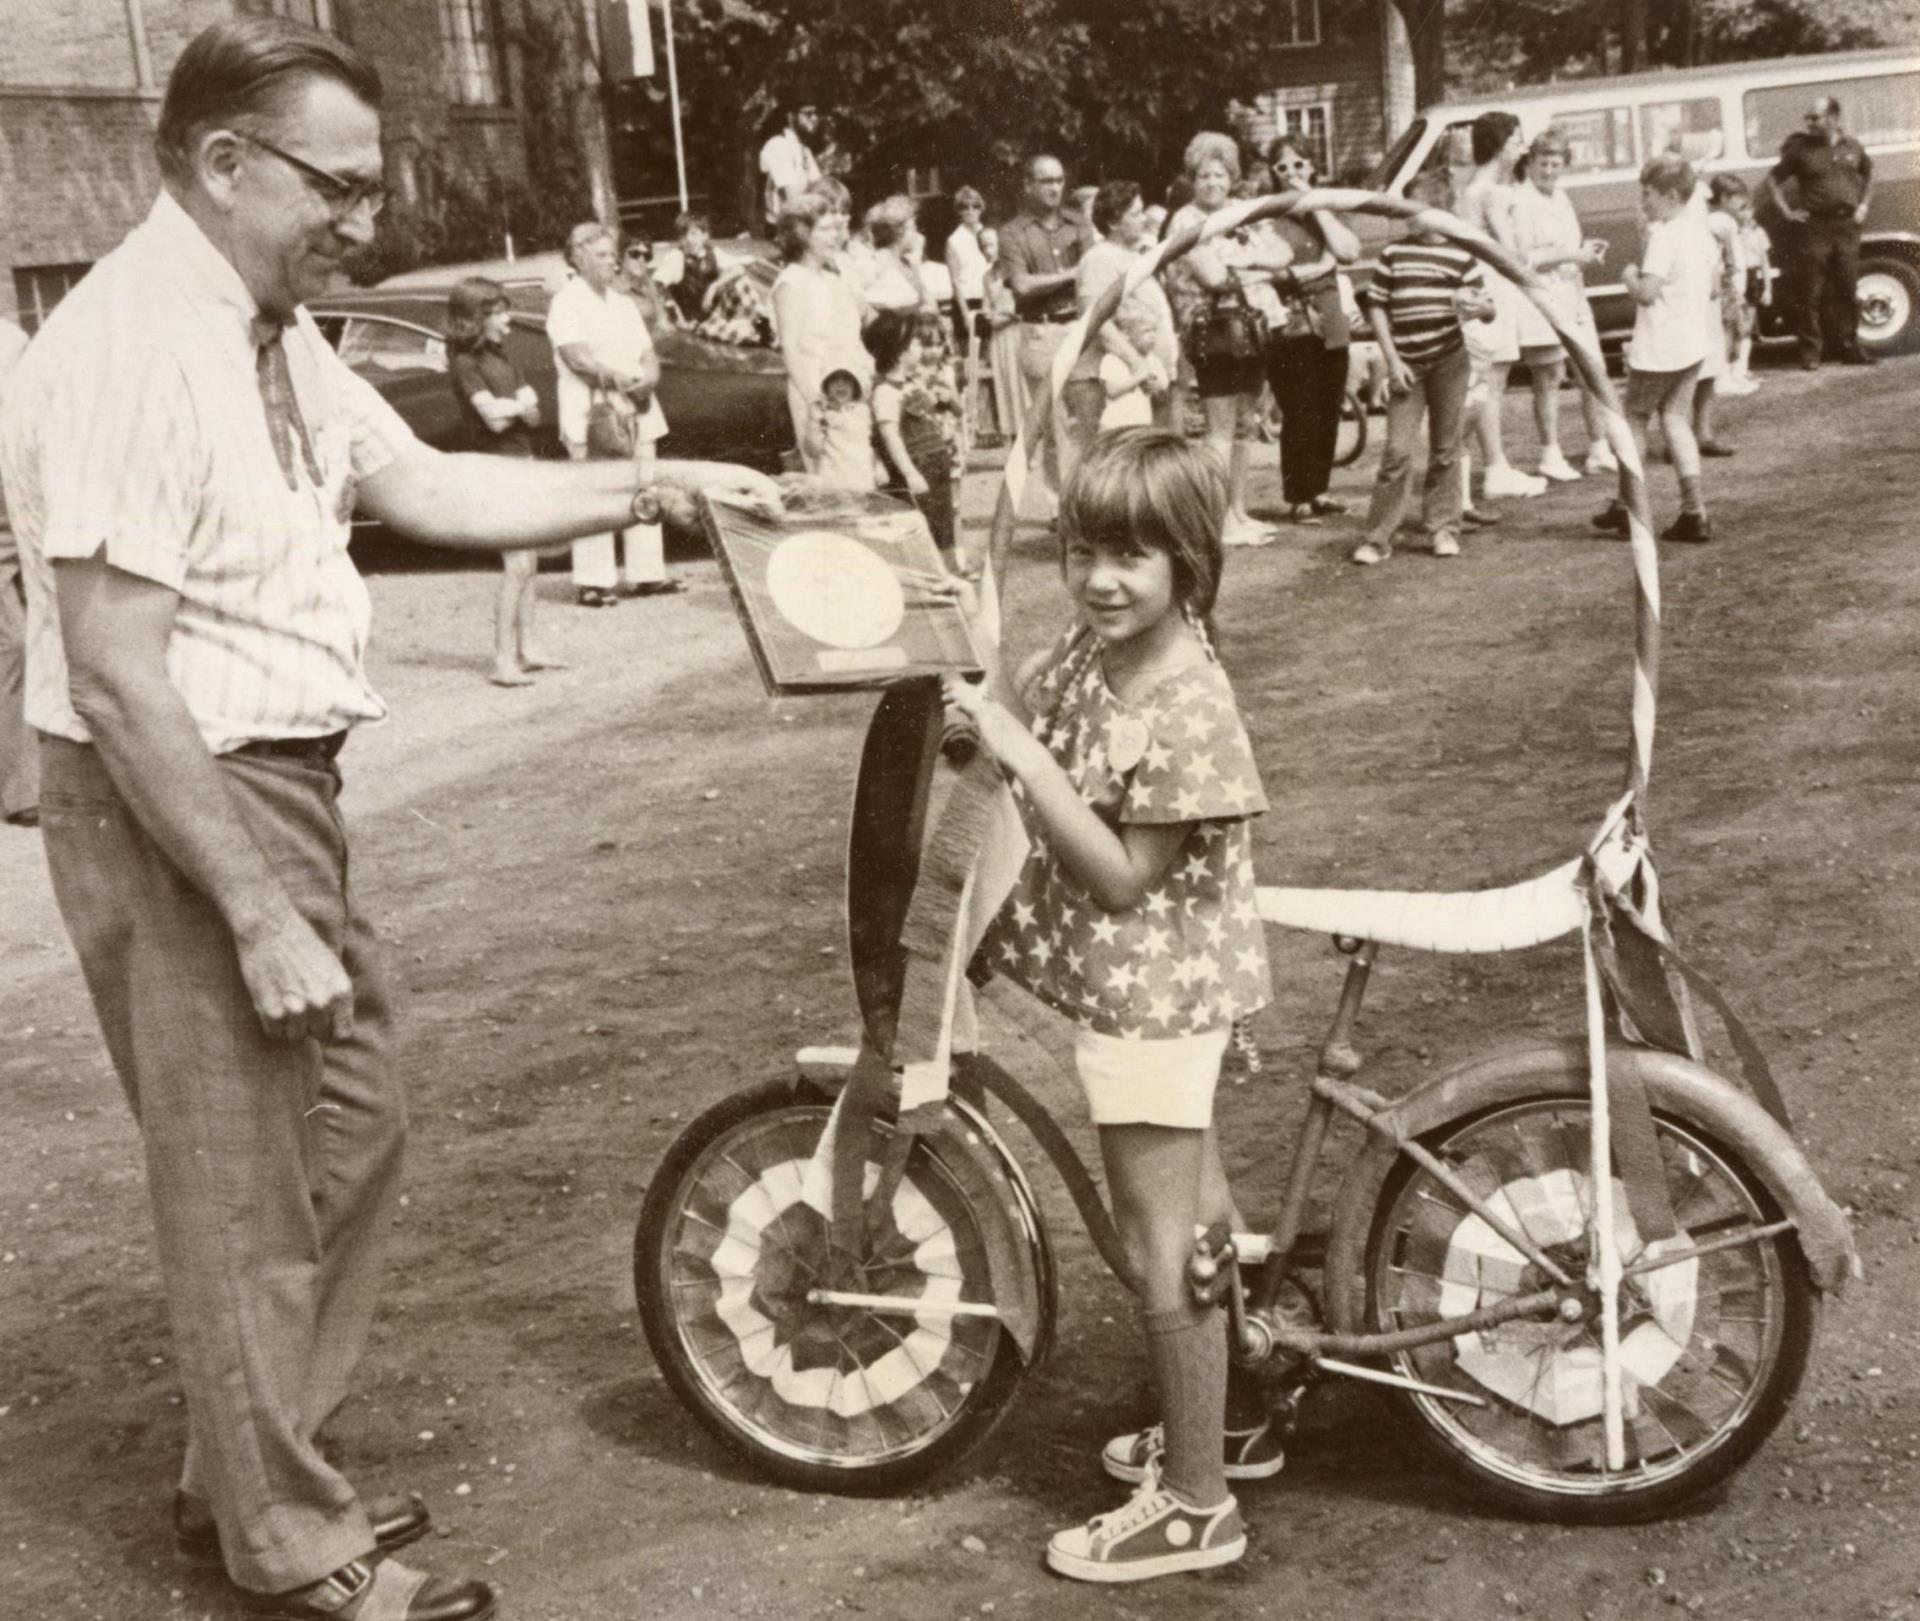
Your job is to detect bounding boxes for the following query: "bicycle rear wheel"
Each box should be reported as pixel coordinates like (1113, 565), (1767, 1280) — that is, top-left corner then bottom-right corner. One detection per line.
(634, 1080), (1044, 1493)
(1364, 1097), (1815, 1523)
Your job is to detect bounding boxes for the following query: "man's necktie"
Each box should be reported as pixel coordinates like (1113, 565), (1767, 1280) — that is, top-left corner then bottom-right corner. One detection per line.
(250, 314), (324, 492)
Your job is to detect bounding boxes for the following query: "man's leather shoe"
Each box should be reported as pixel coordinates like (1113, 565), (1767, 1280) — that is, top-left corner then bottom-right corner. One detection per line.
(175, 1491), (430, 1568)
(238, 1559), (495, 1621)
(1660, 511), (1713, 544)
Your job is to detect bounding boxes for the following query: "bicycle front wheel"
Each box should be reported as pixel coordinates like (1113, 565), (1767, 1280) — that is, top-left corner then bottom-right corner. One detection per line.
(634, 1081), (1044, 1493)
(1363, 1097), (1815, 1523)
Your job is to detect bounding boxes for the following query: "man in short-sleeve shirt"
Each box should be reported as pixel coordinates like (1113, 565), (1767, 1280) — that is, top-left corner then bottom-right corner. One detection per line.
(759, 100), (822, 228)
(0, 18), (775, 1619)
(999, 154), (1099, 510)
(1764, 95), (1875, 368)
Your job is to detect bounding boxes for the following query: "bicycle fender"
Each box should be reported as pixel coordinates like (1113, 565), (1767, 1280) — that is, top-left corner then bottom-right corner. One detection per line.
(1321, 1040), (1857, 1337)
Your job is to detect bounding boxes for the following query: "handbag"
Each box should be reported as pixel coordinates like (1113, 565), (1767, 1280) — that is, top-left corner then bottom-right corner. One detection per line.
(1186, 284), (1267, 365)
(585, 388), (637, 459)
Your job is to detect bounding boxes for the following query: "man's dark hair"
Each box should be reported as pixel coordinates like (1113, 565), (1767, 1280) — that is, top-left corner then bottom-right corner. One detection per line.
(1470, 110), (1521, 166)
(157, 16), (382, 184)
(1815, 95), (1842, 119)
(1091, 180), (1141, 236)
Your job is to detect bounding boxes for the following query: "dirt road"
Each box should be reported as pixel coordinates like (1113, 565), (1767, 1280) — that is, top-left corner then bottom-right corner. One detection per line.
(3, 358), (1917, 1621)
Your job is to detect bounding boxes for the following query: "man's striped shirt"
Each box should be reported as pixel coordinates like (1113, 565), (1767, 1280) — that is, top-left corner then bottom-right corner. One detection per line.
(1363, 238), (1485, 369)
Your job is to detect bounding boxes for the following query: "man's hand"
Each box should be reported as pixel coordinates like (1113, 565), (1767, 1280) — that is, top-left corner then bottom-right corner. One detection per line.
(236, 910), (354, 1044)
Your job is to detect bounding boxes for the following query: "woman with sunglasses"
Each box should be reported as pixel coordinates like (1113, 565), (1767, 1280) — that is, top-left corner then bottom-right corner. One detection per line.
(944, 186), (990, 351)
(1262, 136), (1360, 524)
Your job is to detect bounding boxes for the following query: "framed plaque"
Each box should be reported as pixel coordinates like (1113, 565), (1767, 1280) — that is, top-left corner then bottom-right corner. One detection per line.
(700, 487), (985, 695)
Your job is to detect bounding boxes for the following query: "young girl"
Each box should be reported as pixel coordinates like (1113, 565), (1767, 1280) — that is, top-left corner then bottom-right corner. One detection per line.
(1711, 174), (1766, 396)
(946, 428), (1278, 1583)
(446, 277), (562, 687)
(865, 308), (958, 568)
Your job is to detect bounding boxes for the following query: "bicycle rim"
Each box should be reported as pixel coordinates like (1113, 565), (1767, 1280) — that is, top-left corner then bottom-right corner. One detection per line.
(1368, 1099), (1800, 1505)
(656, 1102), (1009, 1472)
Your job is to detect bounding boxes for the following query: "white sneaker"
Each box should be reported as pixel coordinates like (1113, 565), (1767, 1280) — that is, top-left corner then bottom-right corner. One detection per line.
(1481, 463), (1547, 499)
(1102, 1419), (1288, 1485)
(1047, 1465), (1246, 1583)
(1430, 530), (1461, 558)
(1583, 445), (1620, 476)
(1721, 376), (1759, 397)
(1536, 450), (1582, 482)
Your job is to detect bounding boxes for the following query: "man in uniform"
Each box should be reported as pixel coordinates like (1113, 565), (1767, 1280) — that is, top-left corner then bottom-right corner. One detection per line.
(0, 17), (774, 1620)
(1764, 95), (1876, 369)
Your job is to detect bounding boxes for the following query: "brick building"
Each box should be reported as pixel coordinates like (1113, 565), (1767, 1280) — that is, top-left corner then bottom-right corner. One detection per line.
(0, 0), (552, 330)
(1228, 0), (1424, 186)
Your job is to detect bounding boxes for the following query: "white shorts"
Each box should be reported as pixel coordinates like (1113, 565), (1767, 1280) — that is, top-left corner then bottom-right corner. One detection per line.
(1463, 277), (1521, 367)
(1075, 1025), (1230, 1129)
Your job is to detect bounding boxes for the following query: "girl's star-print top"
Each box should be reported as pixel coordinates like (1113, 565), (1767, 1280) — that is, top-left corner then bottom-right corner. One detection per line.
(981, 627), (1272, 1039)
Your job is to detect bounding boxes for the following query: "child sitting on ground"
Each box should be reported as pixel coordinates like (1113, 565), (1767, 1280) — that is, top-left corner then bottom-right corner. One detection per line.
(866, 308), (959, 568)
(1594, 153), (1716, 546)
(1349, 168), (1495, 567)
(810, 366), (878, 492)
(947, 427), (1279, 1585)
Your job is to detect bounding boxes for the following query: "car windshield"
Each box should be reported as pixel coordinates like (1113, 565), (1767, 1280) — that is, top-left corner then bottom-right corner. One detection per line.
(1369, 119), (1427, 191)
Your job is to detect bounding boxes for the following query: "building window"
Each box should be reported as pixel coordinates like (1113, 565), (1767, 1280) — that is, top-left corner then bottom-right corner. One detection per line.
(440, 0), (505, 107)
(1745, 72), (1920, 155)
(11, 264), (91, 335)
(1277, 103), (1333, 180)
(1276, 0), (1320, 48)
(1551, 107), (1635, 175)
(1641, 97), (1726, 166)
(269, 0), (337, 28)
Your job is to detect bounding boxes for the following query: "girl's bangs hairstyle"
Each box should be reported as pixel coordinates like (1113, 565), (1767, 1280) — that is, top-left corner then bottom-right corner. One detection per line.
(1060, 428), (1226, 618)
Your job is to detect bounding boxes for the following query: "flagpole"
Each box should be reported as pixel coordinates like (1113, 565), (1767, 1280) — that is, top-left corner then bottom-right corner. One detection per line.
(662, 0), (689, 211)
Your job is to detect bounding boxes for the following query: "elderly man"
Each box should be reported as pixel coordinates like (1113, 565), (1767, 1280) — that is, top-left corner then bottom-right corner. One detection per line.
(0, 18), (774, 1621)
(1764, 95), (1876, 370)
(997, 153), (1098, 513)
(549, 221), (676, 605)
(0, 314), (31, 827)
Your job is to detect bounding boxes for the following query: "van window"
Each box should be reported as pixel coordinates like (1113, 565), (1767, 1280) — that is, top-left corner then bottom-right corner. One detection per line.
(1370, 117), (1426, 191)
(1549, 107), (1635, 174)
(1745, 72), (1920, 156)
(1641, 97), (1726, 165)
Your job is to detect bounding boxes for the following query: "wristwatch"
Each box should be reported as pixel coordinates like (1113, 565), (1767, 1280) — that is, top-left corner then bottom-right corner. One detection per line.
(630, 483), (663, 524)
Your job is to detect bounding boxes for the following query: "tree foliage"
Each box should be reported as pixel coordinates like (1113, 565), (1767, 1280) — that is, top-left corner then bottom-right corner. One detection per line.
(606, 0), (1385, 225)
(1445, 0), (1918, 91)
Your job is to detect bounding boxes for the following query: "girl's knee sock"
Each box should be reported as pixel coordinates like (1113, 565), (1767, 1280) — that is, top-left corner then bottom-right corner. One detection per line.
(1143, 1304), (1229, 1507)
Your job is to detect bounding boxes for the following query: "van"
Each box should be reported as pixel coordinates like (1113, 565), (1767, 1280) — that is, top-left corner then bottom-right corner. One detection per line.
(1361, 47), (1920, 354)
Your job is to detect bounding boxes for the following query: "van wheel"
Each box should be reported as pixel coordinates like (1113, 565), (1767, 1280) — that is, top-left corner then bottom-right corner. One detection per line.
(1858, 258), (1920, 355)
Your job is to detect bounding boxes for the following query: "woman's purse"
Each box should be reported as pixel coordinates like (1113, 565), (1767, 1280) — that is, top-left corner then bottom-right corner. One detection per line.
(585, 388), (637, 459)
(1186, 283), (1267, 365)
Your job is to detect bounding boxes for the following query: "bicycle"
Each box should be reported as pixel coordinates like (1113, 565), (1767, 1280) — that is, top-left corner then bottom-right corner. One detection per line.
(632, 187), (1856, 1523)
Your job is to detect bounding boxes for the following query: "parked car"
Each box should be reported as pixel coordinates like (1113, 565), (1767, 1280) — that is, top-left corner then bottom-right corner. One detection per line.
(307, 273), (795, 472)
(1361, 46), (1920, 355)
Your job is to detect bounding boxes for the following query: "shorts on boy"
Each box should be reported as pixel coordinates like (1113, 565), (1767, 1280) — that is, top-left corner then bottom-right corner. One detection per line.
(1075, 1026), (1231, 1129)
(1623, 362), (1701, 418)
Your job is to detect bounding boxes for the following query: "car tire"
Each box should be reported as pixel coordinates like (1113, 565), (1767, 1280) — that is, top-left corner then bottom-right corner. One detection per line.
(1858, 256), (1920, 355)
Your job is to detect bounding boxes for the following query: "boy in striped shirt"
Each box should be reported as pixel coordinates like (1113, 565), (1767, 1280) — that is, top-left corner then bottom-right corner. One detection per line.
(1350, 169), (1496, 565)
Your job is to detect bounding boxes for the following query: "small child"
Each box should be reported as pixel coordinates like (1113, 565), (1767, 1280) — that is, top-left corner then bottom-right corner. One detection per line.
(1691, 178), (1743, 456)
(1097, 310), (1163, 429)
(811, 366), (877, 491)
(1594, 153), (1715, 545)
(446, 277), (564, 687)
(865, 308), (958, 568)
(948, 427), (1277, 1585)
(1711, 174), (1767, 395)
(1349, 170), (1496, 566)
(666, 211), (721, 327)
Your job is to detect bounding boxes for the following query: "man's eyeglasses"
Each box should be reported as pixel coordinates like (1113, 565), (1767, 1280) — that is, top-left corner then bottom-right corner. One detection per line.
(240, 131), (387, 220)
